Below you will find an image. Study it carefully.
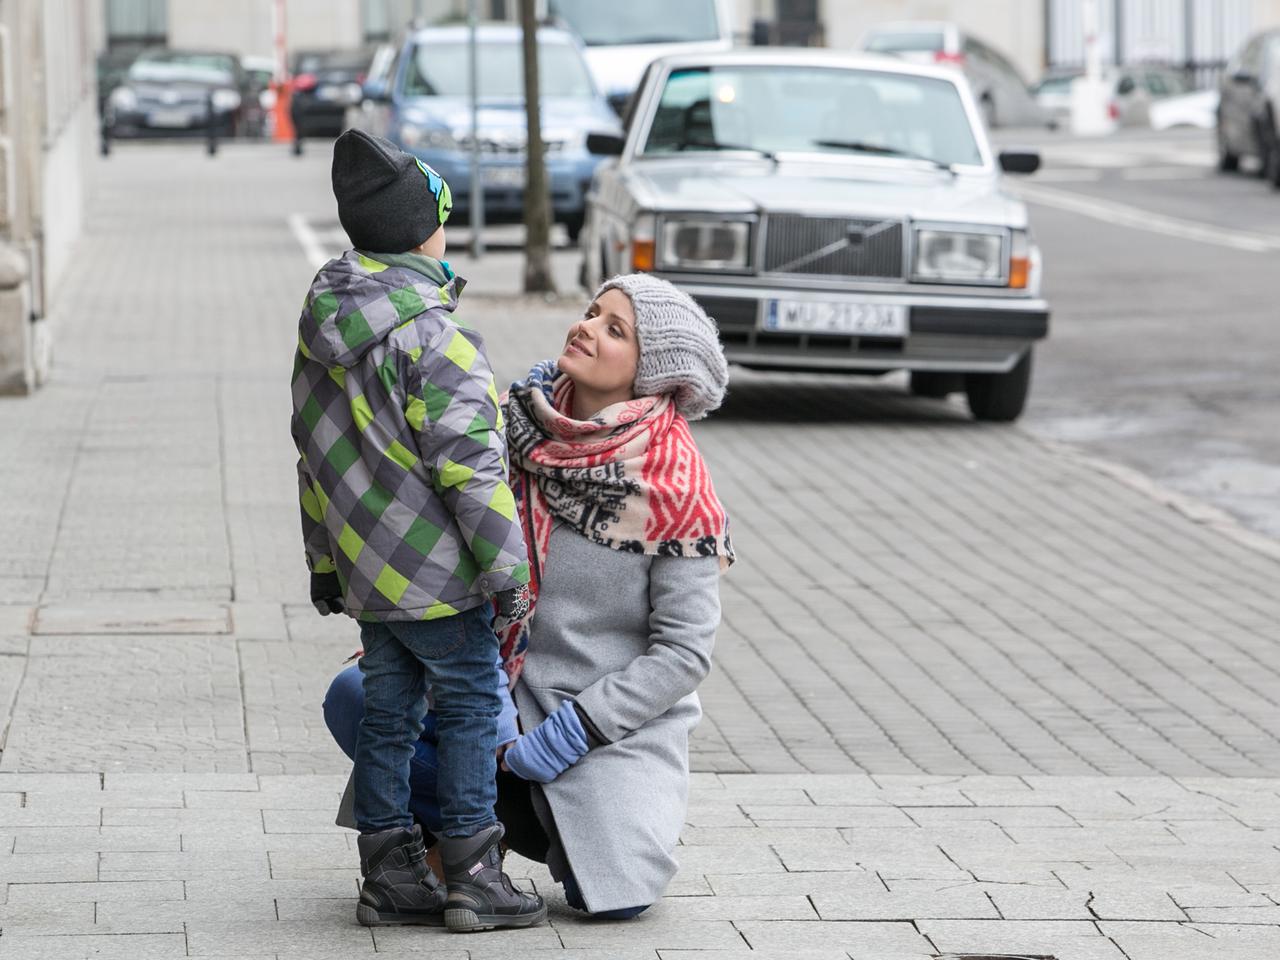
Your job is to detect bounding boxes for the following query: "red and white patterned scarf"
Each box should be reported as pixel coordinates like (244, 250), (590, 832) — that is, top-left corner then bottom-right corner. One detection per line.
(497, 360), (734, 685)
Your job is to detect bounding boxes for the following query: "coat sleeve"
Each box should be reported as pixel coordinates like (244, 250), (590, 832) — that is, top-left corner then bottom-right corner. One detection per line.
(403, 323), (530, 596)
(495, 654), (519, 745)
(572, 555), (721, 743)
(296, 457), (337, 574)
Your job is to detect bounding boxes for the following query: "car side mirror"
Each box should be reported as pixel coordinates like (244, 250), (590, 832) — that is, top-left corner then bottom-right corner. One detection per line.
(362, 79), (390, 103)
(998, 149), (1040, 174)
(586, 132), (625, 156)
(1116, 76), (1136, 95)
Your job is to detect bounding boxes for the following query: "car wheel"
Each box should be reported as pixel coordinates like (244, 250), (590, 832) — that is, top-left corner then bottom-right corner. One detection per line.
(594, 241), (609, 290)
(980, 95), (997, 130)
(563, 214), (584, 246)
(964, 350), (1033, 422)
(1266, 120), (1280, 189)
(909, 371), (963, 398)
(1216, 128), (1240, 172)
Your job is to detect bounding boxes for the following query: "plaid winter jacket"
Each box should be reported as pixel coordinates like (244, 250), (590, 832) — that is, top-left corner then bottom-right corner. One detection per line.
(290, 250), (529, 621)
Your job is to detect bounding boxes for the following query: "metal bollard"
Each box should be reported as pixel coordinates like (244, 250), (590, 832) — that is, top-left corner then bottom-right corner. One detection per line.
(206, 91), (218, 156)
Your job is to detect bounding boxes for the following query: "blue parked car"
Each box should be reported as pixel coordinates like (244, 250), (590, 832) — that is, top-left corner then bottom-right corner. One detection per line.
(357, 23), (622, 242)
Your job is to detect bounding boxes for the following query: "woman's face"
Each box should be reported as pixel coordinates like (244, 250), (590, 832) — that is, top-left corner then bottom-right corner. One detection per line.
(557, 288), (640, 399)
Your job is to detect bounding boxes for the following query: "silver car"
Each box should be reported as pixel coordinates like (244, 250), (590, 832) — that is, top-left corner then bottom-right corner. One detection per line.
(581, 50), (1049, 421)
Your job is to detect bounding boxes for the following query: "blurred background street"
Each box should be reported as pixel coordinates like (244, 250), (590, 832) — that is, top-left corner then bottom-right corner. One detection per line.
(3, 1), (1280, 958)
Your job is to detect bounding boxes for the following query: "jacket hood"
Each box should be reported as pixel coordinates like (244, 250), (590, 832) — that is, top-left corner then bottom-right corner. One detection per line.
(298, 250), (464, 369)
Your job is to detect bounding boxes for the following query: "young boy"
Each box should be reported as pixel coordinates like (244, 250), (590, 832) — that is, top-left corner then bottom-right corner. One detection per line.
(290, 129), (544, 933)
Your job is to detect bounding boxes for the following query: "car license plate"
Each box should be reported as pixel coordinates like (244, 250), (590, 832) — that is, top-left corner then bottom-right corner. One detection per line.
(316, 84), (343, 101)
(763, 299), (908, 337)
(148, 109), (191, 128)
(481, 166), (525, 188)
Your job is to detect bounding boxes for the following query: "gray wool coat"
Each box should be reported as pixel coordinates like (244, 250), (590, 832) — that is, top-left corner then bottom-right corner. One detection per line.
(513, 525), (722, 914)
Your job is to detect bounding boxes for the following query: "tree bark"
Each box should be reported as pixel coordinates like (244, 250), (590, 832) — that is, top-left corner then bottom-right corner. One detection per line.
(519, 0), (556, 293)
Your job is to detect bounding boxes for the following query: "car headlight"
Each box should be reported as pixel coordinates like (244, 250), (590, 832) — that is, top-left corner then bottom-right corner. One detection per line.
(912, 228), (1005, 284)
(543, 129), (586, 153)
(402, 124), (459, 151)
(210, 88), (242, 112)
(108, 86), (137, 111)
(659, 218), (752, 272)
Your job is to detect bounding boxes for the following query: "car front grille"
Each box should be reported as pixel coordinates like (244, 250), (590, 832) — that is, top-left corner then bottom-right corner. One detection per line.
(763, 214), (905, 280)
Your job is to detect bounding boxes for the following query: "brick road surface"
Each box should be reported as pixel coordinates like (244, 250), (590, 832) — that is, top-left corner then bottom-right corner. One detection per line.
(0, 143), (1278, 957)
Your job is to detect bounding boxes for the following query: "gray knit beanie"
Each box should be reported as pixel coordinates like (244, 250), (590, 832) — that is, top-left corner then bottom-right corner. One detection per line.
(593, 274), (729, 421)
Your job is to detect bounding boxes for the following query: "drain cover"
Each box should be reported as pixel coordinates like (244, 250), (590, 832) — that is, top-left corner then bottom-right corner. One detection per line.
(935, 955), (1056, 960)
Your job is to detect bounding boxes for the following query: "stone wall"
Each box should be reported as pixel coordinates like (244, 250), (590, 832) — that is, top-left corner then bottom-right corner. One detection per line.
(0, 1), (100, 396)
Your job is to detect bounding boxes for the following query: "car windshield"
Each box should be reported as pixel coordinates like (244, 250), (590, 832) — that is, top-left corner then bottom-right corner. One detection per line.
(296, 50), (370, 73)
(864, 30), (945, 54)
(548, 0), (719, 46)
(641, 65), (984, 168)
(129, 51), (236, 85)
(405, 39), (594, 98)
(1035, 74), (1078, 94)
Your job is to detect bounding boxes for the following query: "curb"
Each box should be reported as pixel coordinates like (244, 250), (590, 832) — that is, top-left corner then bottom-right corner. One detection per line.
(1038, 436), (1280, 566)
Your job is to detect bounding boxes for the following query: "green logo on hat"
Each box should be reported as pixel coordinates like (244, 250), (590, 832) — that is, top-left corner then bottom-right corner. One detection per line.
(416, 158), (453, 227)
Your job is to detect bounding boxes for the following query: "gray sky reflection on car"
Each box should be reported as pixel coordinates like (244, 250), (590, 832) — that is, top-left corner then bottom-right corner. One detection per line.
(548, 0), (719, 46)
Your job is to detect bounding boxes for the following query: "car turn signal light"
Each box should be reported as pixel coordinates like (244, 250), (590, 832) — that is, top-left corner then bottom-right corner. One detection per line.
(631, 239), (655, 272)
(1009, 256), (1030, 289)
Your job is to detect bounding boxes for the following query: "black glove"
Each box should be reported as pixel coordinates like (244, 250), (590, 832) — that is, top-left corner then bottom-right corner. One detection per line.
(311, 571), (345, 616)
(493, 583), (531, 629)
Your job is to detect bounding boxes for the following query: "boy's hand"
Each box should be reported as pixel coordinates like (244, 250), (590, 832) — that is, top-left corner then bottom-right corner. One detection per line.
(493, 584), (531, 629)
(310, 572), (345, 617)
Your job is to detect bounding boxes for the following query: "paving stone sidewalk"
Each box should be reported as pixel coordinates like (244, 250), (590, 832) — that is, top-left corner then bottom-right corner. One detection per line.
(0, 144), (1278, 958)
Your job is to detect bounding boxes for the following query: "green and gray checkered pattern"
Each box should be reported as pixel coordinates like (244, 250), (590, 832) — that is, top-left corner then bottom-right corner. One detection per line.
(290, 250), (529, 622)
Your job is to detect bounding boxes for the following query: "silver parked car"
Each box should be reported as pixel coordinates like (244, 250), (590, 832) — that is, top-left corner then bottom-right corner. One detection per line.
(580, 50), (1049, 421)
(859, 22), (1045, 129)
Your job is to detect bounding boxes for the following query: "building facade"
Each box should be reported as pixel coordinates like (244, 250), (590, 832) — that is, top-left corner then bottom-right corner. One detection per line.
(103, 0), (491, 58)
(0, 1), (102, 395)
(768, 0), (1280, 84)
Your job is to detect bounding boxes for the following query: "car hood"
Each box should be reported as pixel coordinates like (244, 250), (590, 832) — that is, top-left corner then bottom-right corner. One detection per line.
(399, 96), (620, 136)
(582, 40), (731, 97)
(623, 158), (1027, 228)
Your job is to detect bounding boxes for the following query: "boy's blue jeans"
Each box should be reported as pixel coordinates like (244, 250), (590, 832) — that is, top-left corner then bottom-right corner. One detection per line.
(326, 667), (649, 920)
(353, 605), (499, 838)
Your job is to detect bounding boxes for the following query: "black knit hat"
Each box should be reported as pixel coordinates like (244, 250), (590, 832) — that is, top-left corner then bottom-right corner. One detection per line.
(331, 130), (452, 253)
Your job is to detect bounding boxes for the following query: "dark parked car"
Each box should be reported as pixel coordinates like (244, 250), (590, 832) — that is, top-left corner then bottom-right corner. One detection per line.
(1217, 28), (1280, 186)
(289, 48), (373, 154)
(102, 48), (248, 154)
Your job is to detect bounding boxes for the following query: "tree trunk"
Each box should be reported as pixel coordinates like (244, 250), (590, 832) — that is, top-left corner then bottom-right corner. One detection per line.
(519, 0), (556, 293)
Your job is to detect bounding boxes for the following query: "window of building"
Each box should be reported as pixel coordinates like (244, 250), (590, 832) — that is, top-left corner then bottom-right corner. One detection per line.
(104, 0), (166, 50)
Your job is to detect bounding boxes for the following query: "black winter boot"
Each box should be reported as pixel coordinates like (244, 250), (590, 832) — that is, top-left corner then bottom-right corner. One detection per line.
(439, 823), (547, 932)
(356, 824), (447, 926)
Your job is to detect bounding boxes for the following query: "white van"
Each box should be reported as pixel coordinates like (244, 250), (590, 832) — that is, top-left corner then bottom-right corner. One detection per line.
(545, 0), (734, 114)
